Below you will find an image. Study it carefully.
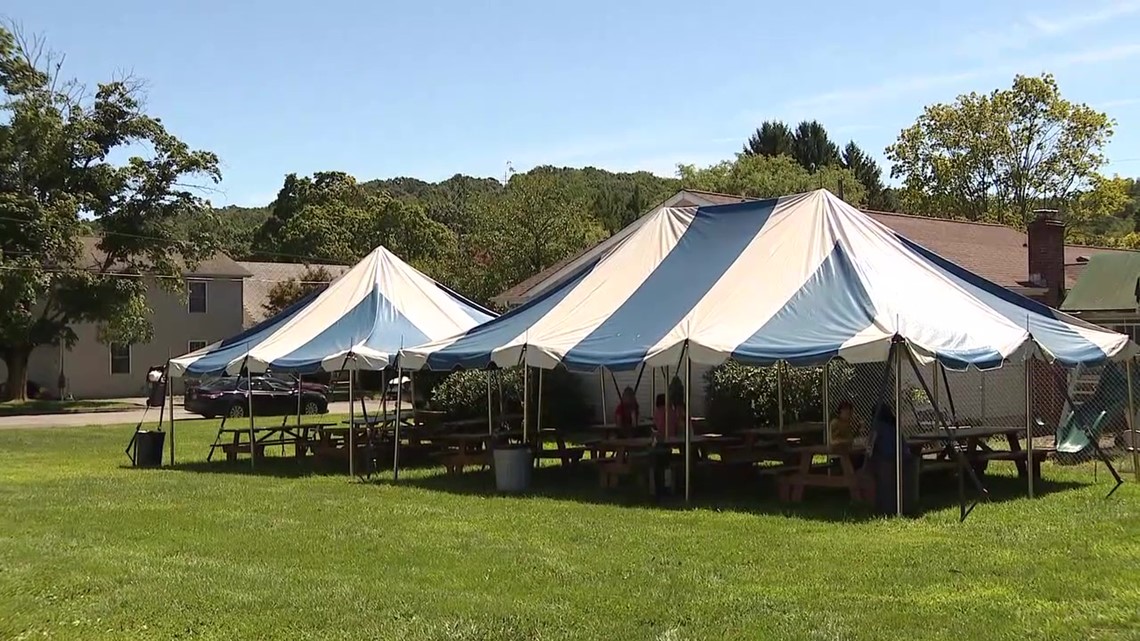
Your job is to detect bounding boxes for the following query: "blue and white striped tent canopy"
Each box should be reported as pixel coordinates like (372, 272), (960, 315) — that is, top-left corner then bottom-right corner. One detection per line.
(402, 190), (1135, 373)
(169, 246), (495, 377)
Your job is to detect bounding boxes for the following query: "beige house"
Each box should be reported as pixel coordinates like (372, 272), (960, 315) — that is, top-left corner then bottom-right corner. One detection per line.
(0, 246), (249, 399)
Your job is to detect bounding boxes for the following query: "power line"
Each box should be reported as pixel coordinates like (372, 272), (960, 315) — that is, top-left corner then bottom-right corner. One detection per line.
(0, 214), (355, 266)
(0, 263), (339, 285)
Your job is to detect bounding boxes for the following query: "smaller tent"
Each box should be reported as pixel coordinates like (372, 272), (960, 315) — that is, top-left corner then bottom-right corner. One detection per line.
(169, 246), (494, 377)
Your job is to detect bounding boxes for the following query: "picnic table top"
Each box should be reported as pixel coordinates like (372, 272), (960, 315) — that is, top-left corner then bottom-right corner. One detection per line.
(218, 422), (336, 434)
(908, 425), (1022, 442)
(784, 441), (867, 455)
(433, 430), (526, 443)
(601, 434), (723, 449)
(738, 423), (825, 437)
(342, 415), (415, 427)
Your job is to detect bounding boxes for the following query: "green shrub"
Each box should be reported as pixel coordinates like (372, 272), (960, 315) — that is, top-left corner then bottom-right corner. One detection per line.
(429, 367), (591, 430)
(704, 361), (853, 429)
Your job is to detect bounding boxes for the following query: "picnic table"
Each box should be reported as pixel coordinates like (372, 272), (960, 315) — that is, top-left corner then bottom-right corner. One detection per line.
(776, 442), (867, 503)
(737, 422), (825, 442)
(432, 430), (526, 474)
(907, 425), (1046, 480)
(593, 435), (725, 488)
(207, 422), (337, 462)
(342, 414), (415, 428)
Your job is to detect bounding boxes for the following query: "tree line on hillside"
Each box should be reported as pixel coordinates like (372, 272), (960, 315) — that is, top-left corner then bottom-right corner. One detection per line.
(2, 21), (1139, 401)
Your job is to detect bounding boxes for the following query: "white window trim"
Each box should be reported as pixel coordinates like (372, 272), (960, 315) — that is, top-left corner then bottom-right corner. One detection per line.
(188, 340), (208, 353)
(188, 279), (208, 314)
(109, 343), (132, 375)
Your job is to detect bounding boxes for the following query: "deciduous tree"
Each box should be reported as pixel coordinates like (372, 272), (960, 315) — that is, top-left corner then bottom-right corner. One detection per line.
(886, 74), (1114, 226)
(0, 24), (221, 400)
(263, 266), (335, 317)
(677, 154), (867, 205)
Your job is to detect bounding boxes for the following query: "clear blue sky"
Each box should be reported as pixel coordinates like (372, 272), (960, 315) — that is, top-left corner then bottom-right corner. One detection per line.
(6, 0), (1140, 206)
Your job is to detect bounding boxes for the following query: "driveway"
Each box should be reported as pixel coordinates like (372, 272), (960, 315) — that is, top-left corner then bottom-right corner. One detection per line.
(0, 400), (407, 430)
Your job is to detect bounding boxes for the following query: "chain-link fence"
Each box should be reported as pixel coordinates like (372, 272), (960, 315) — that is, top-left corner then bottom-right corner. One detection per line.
(816, 353), (1139, 498)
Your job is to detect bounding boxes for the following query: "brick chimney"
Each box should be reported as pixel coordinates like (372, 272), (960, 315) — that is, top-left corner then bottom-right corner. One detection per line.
(1027, 209), (1065, 306)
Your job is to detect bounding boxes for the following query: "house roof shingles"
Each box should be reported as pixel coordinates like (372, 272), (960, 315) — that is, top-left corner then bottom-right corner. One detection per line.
(78, 237), (251, 278)
(238, 261), (350, 328)
(494, 189), (1137, 307)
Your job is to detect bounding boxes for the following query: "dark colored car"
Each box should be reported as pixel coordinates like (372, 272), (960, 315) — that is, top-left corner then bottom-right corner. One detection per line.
(184, 375), (329, 419)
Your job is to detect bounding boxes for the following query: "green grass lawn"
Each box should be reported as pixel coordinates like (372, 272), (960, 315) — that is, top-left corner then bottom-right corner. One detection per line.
(0, 399), (138, 417)
(1, 420), (1138, 640)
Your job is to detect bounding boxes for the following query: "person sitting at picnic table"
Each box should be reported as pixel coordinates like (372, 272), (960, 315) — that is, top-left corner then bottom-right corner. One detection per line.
(614, 386), (640, 437)
(829, 400), (857, 445)
(653, 393), (674, 439)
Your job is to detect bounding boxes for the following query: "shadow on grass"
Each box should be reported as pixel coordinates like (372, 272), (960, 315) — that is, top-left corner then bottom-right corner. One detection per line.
(141, 452), (1096, 522)
(371, 462), (1092, 522)
(153, 448), (446, 479)
(141, 457), (347, 479)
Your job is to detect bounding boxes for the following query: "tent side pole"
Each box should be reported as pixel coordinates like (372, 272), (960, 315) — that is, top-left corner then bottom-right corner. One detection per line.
(168, 365), (176, 466)
(348, 361), (355, 478)
(932, 363), (940, 415)
(664, 366), (671, 437)
(487, 373), (493, 436)
(777, 361), (785, 431)
(894, 344), (902, 517)
(1026, 357), (1034, 499)
(523, 365), (530, 443)
(1128, 359), (1138, 483)
(598, 369), (607, 424)
(537, 368), (544, 435)
(393, 360), (403, 481)
(822, 360), (830, 446)
(685, 355), (692, 503)
(247, 363), (255, 472)
(297, 373), (302, 427)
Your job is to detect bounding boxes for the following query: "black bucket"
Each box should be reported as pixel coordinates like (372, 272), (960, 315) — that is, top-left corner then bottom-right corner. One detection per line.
(133, 430), (166, 467)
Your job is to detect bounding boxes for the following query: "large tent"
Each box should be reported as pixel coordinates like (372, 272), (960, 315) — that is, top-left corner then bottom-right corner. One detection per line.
(402, 190), (1134, 373)
(170, 245), (495, 378)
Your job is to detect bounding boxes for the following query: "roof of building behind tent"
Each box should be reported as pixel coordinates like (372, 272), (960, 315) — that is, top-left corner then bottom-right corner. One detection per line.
(493, 189), (1135, 307)
(239, 261), (352, 328)
(1061, 252), (1140, 312)
(77, 237), (250, 279)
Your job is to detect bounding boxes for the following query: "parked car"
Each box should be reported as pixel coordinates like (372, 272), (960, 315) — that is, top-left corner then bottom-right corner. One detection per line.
(184, 375), (329, 419)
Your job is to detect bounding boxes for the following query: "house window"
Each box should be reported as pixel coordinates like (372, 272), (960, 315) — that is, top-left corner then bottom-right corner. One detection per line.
(188, 280), (208, 314)
(109, 343), (131, 375)
(187, 340), (208, 353)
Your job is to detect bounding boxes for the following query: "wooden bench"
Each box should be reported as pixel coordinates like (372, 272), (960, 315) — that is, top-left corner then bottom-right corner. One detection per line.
(534, 446), (587, 466)
(213, 438), (305, 462)
(976, 448), (1050, 479)
(436, 450), (491, 475)
(597, 458), (637, 488)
